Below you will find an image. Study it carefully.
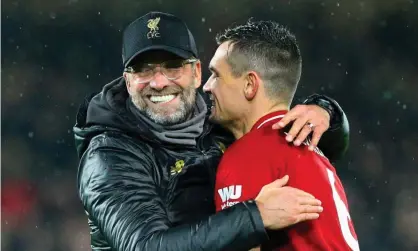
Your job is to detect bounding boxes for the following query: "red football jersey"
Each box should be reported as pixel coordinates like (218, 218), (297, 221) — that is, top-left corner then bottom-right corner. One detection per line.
(214, 110), (359, 251)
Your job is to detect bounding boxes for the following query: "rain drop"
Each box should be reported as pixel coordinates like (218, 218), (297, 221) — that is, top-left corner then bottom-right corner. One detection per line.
(201, 17), (206, 23)
(28, 132), (34, 138)
(402, 104), (407, 109)
(209, 28), (212, 32)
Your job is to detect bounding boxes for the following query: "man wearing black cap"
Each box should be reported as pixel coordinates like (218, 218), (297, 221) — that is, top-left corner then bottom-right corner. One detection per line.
(74, 11), (350, 251)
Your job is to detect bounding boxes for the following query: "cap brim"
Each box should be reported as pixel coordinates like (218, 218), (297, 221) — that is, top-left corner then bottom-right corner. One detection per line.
(125, 45), (195, 67)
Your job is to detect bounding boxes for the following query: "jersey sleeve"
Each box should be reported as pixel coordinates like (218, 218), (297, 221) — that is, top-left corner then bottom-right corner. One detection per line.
(282, 146), (360, 251)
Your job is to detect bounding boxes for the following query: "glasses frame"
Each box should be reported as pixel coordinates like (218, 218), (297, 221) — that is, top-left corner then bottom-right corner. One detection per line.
(124, 58), (198, 82)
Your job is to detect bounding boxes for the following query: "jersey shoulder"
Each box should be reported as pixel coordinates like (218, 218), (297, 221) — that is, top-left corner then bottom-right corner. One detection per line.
(226, 127), (289, 154)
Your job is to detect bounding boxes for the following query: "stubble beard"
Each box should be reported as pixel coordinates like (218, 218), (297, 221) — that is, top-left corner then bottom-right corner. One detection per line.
(131, 80), (197, 126)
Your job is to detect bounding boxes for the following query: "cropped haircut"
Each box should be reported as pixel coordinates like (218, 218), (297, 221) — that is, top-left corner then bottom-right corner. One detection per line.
(216, 19), (302, 103)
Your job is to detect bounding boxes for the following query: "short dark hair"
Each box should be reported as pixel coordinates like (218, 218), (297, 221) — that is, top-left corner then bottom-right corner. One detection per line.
(216, 19), (302, 103)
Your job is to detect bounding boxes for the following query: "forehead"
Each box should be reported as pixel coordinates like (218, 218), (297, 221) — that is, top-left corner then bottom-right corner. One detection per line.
(209, 42), (232, 69)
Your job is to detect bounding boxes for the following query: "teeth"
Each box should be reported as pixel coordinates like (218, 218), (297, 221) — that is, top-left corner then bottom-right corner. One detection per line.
(150, 95), (176, 103)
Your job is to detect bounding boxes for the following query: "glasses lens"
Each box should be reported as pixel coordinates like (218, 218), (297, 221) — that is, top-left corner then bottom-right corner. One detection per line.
(129, 64), (153, 80)
(127, 59), (194, 81)
(162, 59), (185, 79)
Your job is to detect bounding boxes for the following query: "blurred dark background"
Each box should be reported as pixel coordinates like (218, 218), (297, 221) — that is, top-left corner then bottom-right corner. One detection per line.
(2, 0), (418, 250)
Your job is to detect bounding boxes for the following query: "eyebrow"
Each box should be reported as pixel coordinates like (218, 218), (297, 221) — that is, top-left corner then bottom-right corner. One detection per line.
(209, 65), (221, 76)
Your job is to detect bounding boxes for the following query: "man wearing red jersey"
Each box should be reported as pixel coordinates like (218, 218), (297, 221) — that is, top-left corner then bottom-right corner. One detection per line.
(203, 19), (359, 251)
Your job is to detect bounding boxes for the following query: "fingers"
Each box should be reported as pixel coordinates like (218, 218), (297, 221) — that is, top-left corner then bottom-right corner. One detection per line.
(293, 124), (313, 146)
(303, 205), (323, 214)
(268, 175), (289, 188)
(273, 105), (332, 149)
(286, 118), (308, 143)
(272, 106), (301, 129)
(308, 126), (327, 151)
(298, 213), (320, 223)
(294, 206), (323, 224)
(255, 175), (289, 200)
(298, 197), (322, 206)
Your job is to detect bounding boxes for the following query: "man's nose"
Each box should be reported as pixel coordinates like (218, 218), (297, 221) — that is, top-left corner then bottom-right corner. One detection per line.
(149, 71), (170, 90)
(203, 80), (212, 93)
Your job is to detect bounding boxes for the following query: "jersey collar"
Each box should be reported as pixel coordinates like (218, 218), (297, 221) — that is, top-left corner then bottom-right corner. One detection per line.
(251, 110), (288, 131)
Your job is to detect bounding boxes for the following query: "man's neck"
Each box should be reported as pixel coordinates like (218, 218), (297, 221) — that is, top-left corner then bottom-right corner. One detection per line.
(227, 103), (289, 140)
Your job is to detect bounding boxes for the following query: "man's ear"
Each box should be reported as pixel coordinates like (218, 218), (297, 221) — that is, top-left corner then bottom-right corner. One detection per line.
(243, 71), (260, 101)
(193, 61), (202, 88)
(123, 72), (132, 95)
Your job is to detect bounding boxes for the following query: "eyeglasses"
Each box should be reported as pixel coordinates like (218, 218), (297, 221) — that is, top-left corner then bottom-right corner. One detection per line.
(124, 58), (198, 83)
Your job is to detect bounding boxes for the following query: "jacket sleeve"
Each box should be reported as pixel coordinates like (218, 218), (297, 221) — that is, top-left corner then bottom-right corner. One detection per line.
(302, 94), (350, 162)
(78, 142), (268, 251)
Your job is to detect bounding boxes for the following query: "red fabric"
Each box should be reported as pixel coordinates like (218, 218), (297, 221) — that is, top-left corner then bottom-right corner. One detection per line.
(215, 111), (359, 251)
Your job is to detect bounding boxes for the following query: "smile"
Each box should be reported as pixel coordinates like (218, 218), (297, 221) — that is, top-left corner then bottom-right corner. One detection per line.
(149, 94), (177, 104)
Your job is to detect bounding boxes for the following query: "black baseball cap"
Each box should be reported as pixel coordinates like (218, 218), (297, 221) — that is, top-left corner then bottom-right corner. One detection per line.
(122, 11), (198, 67)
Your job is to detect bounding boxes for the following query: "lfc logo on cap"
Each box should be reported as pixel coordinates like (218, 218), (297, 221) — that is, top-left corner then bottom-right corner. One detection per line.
(147, 17), (161, 39)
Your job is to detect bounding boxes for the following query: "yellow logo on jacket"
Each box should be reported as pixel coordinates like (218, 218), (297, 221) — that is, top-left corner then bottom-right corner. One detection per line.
(170, 160), (184, 176)
(217, 141), (226, 153)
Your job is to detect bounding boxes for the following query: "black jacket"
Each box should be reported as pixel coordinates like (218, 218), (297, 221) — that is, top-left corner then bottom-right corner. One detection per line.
(74, 78), (350, 251)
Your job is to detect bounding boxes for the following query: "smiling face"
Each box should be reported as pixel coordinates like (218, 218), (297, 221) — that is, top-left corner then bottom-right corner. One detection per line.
(124, 50), (201, 125)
